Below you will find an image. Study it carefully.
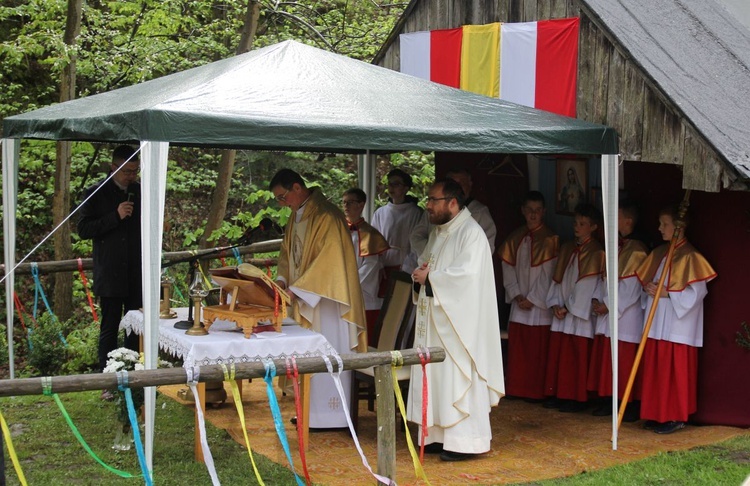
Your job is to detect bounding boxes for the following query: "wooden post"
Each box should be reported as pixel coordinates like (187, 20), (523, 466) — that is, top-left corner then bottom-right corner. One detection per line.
(374, 363), (396, 484)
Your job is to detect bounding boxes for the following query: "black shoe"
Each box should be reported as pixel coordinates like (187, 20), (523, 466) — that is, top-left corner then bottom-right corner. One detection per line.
(592, 404), (612, 416)
(643, 420), (660, 430)
(440, 450), (477, 462)
(654, 421), (685, 434)
(622, 406), (640, 423)
(542, 397), (561, 409)
(524, 397), (545, 404)
(422, 443), (443, 454)
(290, 416), (297, 426)
(558, 400), (588, 413)
(504, 394), (522, 400)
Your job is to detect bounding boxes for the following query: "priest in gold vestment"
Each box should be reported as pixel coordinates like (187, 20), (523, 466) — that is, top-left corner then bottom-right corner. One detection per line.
(270, 169), (367, 428)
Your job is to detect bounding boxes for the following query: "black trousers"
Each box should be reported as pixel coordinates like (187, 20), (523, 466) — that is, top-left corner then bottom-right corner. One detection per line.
(98, 295), (141, 371)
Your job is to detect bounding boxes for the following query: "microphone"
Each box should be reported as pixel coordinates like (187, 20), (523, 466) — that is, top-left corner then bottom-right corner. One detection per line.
(125, 185), (135, 218)
(237, 217), (283, 246)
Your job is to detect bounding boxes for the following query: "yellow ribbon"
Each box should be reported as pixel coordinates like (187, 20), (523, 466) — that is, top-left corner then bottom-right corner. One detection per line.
(0, 408), (28, 486)
(390, 351), (431, 485)
(221, 364), (265, 485)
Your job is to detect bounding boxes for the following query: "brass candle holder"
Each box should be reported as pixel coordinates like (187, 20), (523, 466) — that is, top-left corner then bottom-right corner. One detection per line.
(159, 270), (177, 319)
(186, 270), (209, 336)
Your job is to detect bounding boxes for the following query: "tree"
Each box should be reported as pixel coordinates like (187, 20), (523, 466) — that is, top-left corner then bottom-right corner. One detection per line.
(51, 0), (82, 320)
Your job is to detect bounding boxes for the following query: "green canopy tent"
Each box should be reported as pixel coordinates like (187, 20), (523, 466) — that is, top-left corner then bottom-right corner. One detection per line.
(2, 40), (620, 467)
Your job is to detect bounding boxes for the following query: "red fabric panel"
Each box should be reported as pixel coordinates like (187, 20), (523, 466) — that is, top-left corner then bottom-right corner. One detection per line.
(555, 334), (593, 402)
(506, 322), (551, 399)
(430, 27), (463, 88)
(587, 334), (608, 392)
(640, 339), (698, 423)
(535, 18), (579, 117)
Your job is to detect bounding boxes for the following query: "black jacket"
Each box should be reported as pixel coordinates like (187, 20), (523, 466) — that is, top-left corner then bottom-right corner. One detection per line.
(77, 177), (142, 299)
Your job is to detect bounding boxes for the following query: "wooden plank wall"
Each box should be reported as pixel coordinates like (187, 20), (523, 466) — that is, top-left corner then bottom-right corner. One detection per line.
(375, 0), (737, 192)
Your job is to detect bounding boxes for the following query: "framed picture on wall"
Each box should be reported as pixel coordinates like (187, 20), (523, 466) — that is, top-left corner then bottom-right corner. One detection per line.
(556, 159), (587, 215)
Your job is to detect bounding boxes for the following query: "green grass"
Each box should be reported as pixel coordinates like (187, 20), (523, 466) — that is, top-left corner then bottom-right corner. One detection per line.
(0, 391), (298, 485)
(521, 435), (750, 486)
(1, 391), (748, 485)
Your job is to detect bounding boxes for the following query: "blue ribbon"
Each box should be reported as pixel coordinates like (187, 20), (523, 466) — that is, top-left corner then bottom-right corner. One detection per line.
(232, 247), (242, 265)
(117, 371), (153, 486)
(263, 359), (305, 486)
(30, 262), (67, 347)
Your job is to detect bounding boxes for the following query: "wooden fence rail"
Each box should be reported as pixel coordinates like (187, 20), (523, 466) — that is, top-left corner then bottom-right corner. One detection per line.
(0, 239), (282, 275)
(0, 347), (445, 485)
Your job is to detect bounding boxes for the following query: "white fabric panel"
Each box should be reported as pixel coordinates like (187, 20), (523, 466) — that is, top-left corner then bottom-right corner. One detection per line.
(601, 153), (620, 450)
(500, 22), (537, 107)
(399, 31), (431, 80)
(358, 151), (377, 221)
(139, 140), (169, 470)
(2, 138), (19, 378)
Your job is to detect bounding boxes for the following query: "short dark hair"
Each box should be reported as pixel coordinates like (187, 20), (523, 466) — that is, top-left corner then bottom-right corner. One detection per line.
(112, 145), (137, 164)
(344, 187), (367, 203)
(619, 199), (639, 225)
(269, 168), (306, 191)
(574, 202), (602, 226)
(523, 190), (546, 207)
(435, 178), (466, 209)
(387, 168), (412, 188)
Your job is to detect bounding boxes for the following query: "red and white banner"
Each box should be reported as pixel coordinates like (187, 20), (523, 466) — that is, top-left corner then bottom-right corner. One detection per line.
(400, 18), (579, 117)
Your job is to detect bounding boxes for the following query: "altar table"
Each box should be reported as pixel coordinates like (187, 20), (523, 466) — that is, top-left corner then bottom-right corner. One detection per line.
(120, 307), (334, 460)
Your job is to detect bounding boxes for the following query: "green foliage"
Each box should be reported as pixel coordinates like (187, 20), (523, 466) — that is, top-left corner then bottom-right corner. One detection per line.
(25, 312), (67, 376)
(62, 319), (99, 374)
(0, 323), (8, 367)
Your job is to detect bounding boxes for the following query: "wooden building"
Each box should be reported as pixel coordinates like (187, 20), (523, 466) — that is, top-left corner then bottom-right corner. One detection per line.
(373, 0), (750, 427)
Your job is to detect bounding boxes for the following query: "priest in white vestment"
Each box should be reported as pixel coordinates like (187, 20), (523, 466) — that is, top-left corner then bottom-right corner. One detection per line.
(270, 169), (367, 428)
(408, 179), (504, 462)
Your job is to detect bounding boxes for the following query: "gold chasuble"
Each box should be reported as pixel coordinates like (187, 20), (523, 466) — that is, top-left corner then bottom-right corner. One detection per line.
(347, 218), (390, 257)
(553, 237), (605, 283)
(498, 224), (558, 267)
(278, 188), (367, 352)
(636, 239), (717, 292)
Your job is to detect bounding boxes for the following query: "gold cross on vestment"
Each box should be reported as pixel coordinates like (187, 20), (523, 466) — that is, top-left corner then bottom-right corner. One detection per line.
(417, 322), (427, 339)
(418, 299), (428, 316)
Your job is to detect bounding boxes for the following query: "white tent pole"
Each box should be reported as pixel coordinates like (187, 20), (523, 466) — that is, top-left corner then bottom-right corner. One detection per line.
(601, 153), (620, 450)
(2, 138), (19, 379)
(139, 140), (169, 473)
(358, 150), (377, 221)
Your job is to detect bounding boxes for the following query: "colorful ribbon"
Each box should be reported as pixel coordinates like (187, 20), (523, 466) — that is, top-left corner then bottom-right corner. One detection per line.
(117, 371), (153, 486)
(232, 247), (242, 266)
(30, 262), (67, 346)
(186, 367), (220, 485)
(320, 355), (395, 485)
(77, 258), (99, 322)
(285, 357), (312, 486)
(39, 377), (138, 478)
(262, 359), (305, 486)
(390, 350), (431, 485)
(0, 407), (28, 485)
(221, 364), (265, 485)
(417, 346), (431, 463)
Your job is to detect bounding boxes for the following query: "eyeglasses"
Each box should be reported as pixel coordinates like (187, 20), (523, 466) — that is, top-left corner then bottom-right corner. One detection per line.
(426, 196), (453, 203)
(114, 165), (139, 176)
(275, 189), (290, 202)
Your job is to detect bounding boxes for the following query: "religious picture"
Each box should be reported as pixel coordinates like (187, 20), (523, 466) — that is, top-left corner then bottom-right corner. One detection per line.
(556, 159), (587, 215)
